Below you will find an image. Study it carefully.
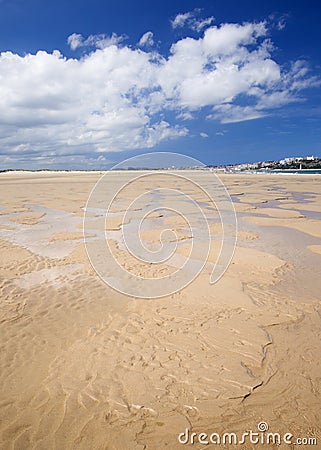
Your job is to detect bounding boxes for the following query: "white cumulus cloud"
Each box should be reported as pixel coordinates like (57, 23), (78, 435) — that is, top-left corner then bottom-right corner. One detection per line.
(67, 33), (83, 50)
(67, 32), (126, 50)
(171, 9), (214, 32)
(0, 19), (318, 168)
(193, 16), (215, 32)
(171, 12), (194, 29)
(138, 31), (154, 47)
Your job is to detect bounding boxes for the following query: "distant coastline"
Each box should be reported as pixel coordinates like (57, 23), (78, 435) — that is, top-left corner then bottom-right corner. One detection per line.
(268, 169), (321, 175)
(1, 168), (321, 175)
(1, 155), (321, 174)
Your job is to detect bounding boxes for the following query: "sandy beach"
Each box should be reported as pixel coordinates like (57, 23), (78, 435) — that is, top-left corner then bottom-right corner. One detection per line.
(0, 171), (320, 449)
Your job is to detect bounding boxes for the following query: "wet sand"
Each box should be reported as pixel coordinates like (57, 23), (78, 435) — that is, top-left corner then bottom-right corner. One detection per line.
(0, 172), (320, 449)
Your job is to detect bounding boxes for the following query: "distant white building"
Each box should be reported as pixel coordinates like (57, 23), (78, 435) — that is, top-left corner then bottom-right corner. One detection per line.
(306, 155), (316, 161)
(279, 156), (303, 165)
(279, 157), (294, 165)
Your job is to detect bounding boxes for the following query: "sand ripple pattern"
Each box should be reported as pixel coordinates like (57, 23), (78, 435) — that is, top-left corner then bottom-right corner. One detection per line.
(84, 153), (237, 298)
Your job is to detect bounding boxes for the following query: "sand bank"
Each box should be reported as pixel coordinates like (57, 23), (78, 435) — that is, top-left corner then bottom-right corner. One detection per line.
(0, 172), (320, 449)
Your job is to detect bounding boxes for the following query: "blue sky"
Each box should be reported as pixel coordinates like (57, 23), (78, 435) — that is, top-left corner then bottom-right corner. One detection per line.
(0, 0), (321, 169)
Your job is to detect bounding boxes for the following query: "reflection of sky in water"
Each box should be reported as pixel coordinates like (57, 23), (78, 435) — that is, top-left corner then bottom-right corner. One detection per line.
(237, 208), (321, 301)
(84, 187), (226, 274)
(2, 180), (319, 296)
(0, 177), (236, 286)
(0, 205), (82, 258)
(294, 209), (321, 220)
(0, 195), (222, 274)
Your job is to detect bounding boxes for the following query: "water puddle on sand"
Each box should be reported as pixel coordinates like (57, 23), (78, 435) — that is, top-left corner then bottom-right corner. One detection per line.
(0, 204), (83, 258)
(0, 205), (88, 288)
(0, 202), (200, 288)
(84, 189), (229, 279)
(13, 264), (83, 289)
(237, 210), (321, 301)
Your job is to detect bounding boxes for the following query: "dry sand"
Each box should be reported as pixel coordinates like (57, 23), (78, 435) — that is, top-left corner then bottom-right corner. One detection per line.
(0, 172), (320, 449)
